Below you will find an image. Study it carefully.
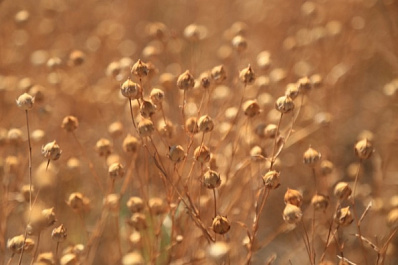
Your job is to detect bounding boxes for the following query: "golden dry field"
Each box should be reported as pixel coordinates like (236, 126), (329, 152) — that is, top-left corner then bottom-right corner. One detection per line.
(0, 0), (398, 264)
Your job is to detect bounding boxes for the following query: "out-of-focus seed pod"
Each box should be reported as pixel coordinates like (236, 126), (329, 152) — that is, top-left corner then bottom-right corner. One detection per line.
(7, 235), (35, 254)
(239, 64), (255, 84)
(242, 100), (260, 117)
(140, 100), (156, 118)
(310, 74), (322, 88)
(108, 163), (124, 179)
(121, 79), (141, 99)
(283, 203), (302, 224)
(108, 121), (124, 138)
(8, 128), (23, 146)
(103, 194), (120, 213)
(198, 115), (214, 133)
(262, 171), (280, 189)
(95, 138), (112, 157)
(36, 252), (55, 264)
(127, 197), (144, 213)
(211, 65), (227, 84)
(232, 35), (247, 52)
(158, 121), (174, 139)
(199, 72), (212, 89)
(177, 70), (195, 90)
(16, 92), (34, 110)
(275, 96), (294, 113)
(184, 24), (207, 42)
(60, 253), (78, 265)
(334, 182), (352, 201)
(311, 194), (329, 211)
(285, 83), (299, 100)
(42, 141), (62, 161)
(123, 134), (139, 153)
(149, 197), (167, 215)
(320, 160), (334, 175)
(387, 208), (398, 229)
(122, 251), (145, 265)
(194, 145), (211, 163)
(284, 188), (303, 207)
(264, 124), (278, 139)
(185, 117), (199, 134)
(67, 192), (90, 212)
(69, 50), (86, 66)
(27, 208), (56, 235)
(138, 118), (154, 137)
(168, 145), (185, 162)
(303, 146), (321, 167)
(29, 85), (45, 103)
(354, 138), (374, 160)
(296, 76), (312, 94)
(51, 224), (67, 242)
(131, 59), (149, 79)
(61, 116), (79, 132)
(204, 170), (221, 189)
(212, 216), (230, 234)
(334, 206), (353, 226)
(128, 213), (147, 230)
(150, 88), (164, 105)
(207, 241), (230, 263)
(250, 146), (265, 162)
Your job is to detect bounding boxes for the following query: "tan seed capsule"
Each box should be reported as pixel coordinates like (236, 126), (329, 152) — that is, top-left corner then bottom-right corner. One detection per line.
(52, 224), (67, 242)
(95, 138), (112, 157)
(194, 145), (211, 163)
(29, 85), (45, 103)
(67, 192), (90, 212)
(354, 138), (374, 160)
(242, 100), (260, 117)
(264, 124), (278, 138)
(275, 95), (294, 113)
(334, 206), (353, 226)
(177, 70), (195, 90)
(168, 145), (185, 162)
(239, 64), (255, 84)
(138, 119), (154, 137)
(159, 73), (176, 90)
(198, 115), (214, 132)
(185, 117), (199, 134)
(150, 88), (165, 105)
(61, 116), (79, 132)
(184, 24), (207, 41)
(108, 121), (124, 138)
(7, 235), (35, 254)
(7, 128), (23, 146)
(42, 141), (62, 161)
(212, 215), (230, 234)
(320, 160), (334, 175)
(250, 146), (265, 162)
(126, 196), (144, 213)
(387, 208), (398, 229)
(303, 146), (321, 166)
(334, 182), (352, 201)
(108, 163), (124, 179)
(283, 203), (302, 224)
(140, 100), (156, 118)
(37, 252), (55, 264)
(310, 74), (322, 88)
(28, 207), (57, 235)
(60, 253), (78, 265)
(16, 93), (34, 110)
(69, 50), (85, 66)
(262, 171), (280, 189)
(284, 188), (303, 207)
(311, 194), (329, 211)
(103, 194), (120, 212)
(200, 72), (212, 89)
(211, 65), (227, 84)
(285, 83), (299, 100)
(122, 251), (144, 265)
(131, 59), (149, 78)
(158, 121), (174, 138)
(149, 197), (167, 215)
(232, 35), (247, 52)
(297, 76), (312, 93)
(128, 213), (147, 230)
(204, 170), (221, 189)
(121, 79), (141, 99)
(123, 134), (139, 153)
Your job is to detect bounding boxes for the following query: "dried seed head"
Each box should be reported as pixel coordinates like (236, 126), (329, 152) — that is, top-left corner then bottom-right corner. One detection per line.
(199, 72), (212, 89)
(184, 24), (207, 41)
(311, 194), (329, 211)
(42, 141), (62, 161)
(250, 146), (265, 162)
(7, 235), (35, 254)
(212, 216), (231, 234)
(51, 224), (67, 242)
(138, 118), (154, 137)
(122, 251), (145, 265)
(387, 208), (398, 229)
(185, 117), (199, 134)
(207, 241), (230, 263)
(69, 50), (86, 66)
(354, 138), (374, 160)
(168, 145), (185, 162)
(7, 128), (23, 146)
(334, 182), (352, 201)
(29, 85), (45, 103)
(127, 196), (144, 213)
(264, 124), (279, 138)
(28, 208), (57, 235)
(211, 65), (227, 84)
(320, 160), (334, 175)
(16, 93), (34, 110)
(194, 145), (211, 163)
(95, 138), (112, 157)
(131, 59), (149, 78)
(239, 64), (255, 84)
(108, 163), (125, 179)
(150, 88), (165, 105)
(275, 95), (294, 113)
(61, 116), (79, 132)
(297, 76), (312, 93)
(121, 79), (141, 99)
(310, 74), (322, 88)
(128, 213), (147, 230)
(177, 70), (195, 90)
(262, 170), (280, 189)
(149, 197), (167, 215)
(303, 146), (321, 166)
(36, 252), (55, 264)
(242, 100), (260, 117)
(123, 134), (139, 153)
(140, 99), (156, 118)
(146, 22), (168, 40)
(5, 156), (20, 175)
(20, 185), (34, 203)
(159, 73), (176, 90)
(108, 121), (124, 138)
(106, 61), (121, 78)
(232, 35), (247, 52)
(204, 169), (221, 189)
(285, 83), (299, 100)
(256, 50), (272, 70)
(47, 56), (62, 70)
(198, 115), (214, 133)
(103, 194), (120, 212)
(67, 192), (90, 212)
(283, 203), (302, 224)
(158, 120), (174, 138)
(60, 253), (78, 265)
(284, 188), (303, 207)
(334, 206), (353, 226)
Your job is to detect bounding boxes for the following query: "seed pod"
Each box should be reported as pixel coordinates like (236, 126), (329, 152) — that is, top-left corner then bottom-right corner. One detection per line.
(60, 253), (78, 265)
(184, 24), (207, 41)
(354, 138), (374, 160)
(61, 116), (79, 132)
(7, 235), (35, 254)
(127, 196), (144, 213)
(108, 121), (124, 138)
(334, 182), (352, 201)
(310, 74), (322, 88)
(20, 184), (34, 203)
(177, 70), (195, 90)
(138, 119), (154, 137)
(67, 192), (90, 212)
(250, 146), (265, 162)
(122, 251), (145, 265)
(198, 115), (214, 132)
(262, 171), (280, 189)
(320, 160), (334, 175)
(387, 208), (398, 229)
(149, 197), (167, 215)
(303, 146), (321, 167)
(285, 83), (299, 100)
(185, 117), (199, 134)
(131, 59), (149, 78)
(212, 215), (230, 234)
(158, 121), (174, 138)
(103, 194), (120, 212)
(52, 224), (67, 242)
(16, 93), (34, 110)
(146, 22), (168, 40)
(334, 206), (353, 226)
(140, 100), (156, 118)
(108, 163), (124, 179)
(69, 50), (86, 66)
(207, 241), (230, 263)
(42, 141), (62, 161)
(284, 188), (303, 207)
(283, 203), (302, 224)
(29, 85), (45, 103)
(311, 194), (329, 211)
(239, 64), (255, 84)
(204, 169), (221, 189)
(7, 128), (23, 146)
(256, 50), (272, 70)
(121, 79), (141, 99)
(275, 95), (294, 113)
(95, 138), (112, 157)
(297, 76), (312, 93)
(150, 88), (165, 105)
(168, 145), (185, 162)
(232, 35), (247, 52)
(242, 100), (260, 117)
(159, 73), (176, 90)
(128, 213), (147, 230)
(211, 65), (227, 84)
(27, 207), (57, 235)
(5, 156), (20, 175)
(123, 134), (139, 153)
(194, 145), (211, 163)
(200, 72), (212, 89)
(37, 252), (55, 264)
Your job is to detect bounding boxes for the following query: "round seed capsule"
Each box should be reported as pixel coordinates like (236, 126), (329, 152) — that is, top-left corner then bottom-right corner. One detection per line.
(262, 171), (280, 189)
(334, 182), (352, 201)
(239, 64), (255, 84)
(275, 95), (294, 113)
(138, 119), (154, 137)
(334, 206), (353, 226)
(61, 116), (79, 132)
(168, 145), (185, 162)
(194, 145), (211, 163)
(284, 188), (303, 207)
(212, 215), (230, 234)
(95, 138), (112, 157)
(204, 170), (221, 189)
(131, 59), (149, 78)
(121, 79), (141, 99)
(283, 203), (302, 224)
(177, 70), (195, 90)
(354, 138), (374, 160)
(211, 65), (227, 84)
(303, 146), (321, 167)
(16, 93), (34, 110)
(198, 115), (214, 133)
(311, 194), (329, 211)
(242, 100), (260, 117)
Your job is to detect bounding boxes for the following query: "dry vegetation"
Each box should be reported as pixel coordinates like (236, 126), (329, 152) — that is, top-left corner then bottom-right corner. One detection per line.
(1, 0), (398, 264)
